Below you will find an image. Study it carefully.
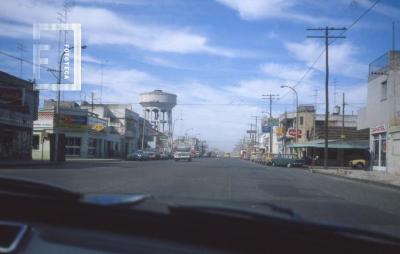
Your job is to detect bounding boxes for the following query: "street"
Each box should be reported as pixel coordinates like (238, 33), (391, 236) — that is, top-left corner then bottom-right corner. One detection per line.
(1, 158), (400, 236)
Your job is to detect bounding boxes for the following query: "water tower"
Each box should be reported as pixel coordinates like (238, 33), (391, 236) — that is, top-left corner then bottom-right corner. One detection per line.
(139, 90), (177, 135)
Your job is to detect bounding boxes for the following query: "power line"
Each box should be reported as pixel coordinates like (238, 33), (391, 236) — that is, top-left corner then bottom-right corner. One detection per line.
(281, 0), (381, 99)
(0, 49), (58, 73)
(307, 26), (346, 169)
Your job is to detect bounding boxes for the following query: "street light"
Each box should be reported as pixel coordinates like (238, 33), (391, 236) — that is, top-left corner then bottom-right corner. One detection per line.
(171, 118), (183, 152)
(54, 45), (87, 163)
(281, 85), (299, 144)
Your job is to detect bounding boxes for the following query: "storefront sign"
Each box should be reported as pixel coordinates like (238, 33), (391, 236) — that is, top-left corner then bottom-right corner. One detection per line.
(0, 87), (22, 106)
(371, 125), (386, 134)
(88, 116), (107, 132)
(58, 114), (87, 129)
(276, 127), (285, 136)
(287, 128), (302, 138)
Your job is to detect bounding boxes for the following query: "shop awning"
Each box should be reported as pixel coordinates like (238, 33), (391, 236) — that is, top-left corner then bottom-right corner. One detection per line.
(287, 139), (369, 149)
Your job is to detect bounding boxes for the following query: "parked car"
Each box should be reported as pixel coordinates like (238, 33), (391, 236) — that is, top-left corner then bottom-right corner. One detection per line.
(126, 150), (148, 161)
(250, 152), (263, 162)
(143, 149), (160, 160)
(262, 153), (276, 165)
(160, 152), (170, 160)
(271, 154), (305, 168)
(349, 159), (366, 169)
(224, 152), (231, 158)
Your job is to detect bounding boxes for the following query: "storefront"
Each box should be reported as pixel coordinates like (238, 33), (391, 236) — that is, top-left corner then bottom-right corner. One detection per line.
(371, 125), (387, 171)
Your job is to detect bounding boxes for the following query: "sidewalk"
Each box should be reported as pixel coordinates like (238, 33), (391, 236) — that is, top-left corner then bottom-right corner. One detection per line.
(309, 167), (400, 189)
(0, 160), (53, 169)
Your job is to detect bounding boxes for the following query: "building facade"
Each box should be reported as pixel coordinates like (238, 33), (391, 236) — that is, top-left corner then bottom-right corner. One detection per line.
(32, 101), (117, 159)
(0, 71), (38, 161)
(358, 51), (400, 174)
(80, 103), (141, 156)
(277, 104), (369, 165)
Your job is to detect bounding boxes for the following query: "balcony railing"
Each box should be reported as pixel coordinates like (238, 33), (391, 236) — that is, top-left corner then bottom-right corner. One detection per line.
(368, 52), (388, 81)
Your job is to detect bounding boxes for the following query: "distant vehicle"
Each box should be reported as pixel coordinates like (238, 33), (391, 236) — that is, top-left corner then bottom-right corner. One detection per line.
(349, 159), (366, 169)
(144, 149), (158, 160)
(271, 154), (305, 168)
(262, 153), (277, 165)
(174, 145), (192, 161)
(223, 153), (231, 158)
(126, 150), (148, 161)
(160, 152), (170, 160)
(250, 152), (262, 162)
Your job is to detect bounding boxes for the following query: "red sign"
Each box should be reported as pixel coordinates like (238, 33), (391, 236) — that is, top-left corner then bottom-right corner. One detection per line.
(0, 87), (22, 106)
(287, 128), (302, 138)
(371, 125), (386, 134)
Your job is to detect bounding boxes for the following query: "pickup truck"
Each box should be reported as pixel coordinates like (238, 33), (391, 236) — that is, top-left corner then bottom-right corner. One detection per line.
(174, 146), (192, 162)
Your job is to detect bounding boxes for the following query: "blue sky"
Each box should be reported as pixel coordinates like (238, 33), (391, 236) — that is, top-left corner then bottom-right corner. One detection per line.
(1, 0), (399, 150)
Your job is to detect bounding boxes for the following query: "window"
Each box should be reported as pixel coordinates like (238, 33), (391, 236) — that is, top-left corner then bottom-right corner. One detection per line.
(65, 137), (81, 156)
(32, 135), (39, 150)
(88, 138), (97, 157)
(299, 116), (304, 125)
(381, 81), (387, 100)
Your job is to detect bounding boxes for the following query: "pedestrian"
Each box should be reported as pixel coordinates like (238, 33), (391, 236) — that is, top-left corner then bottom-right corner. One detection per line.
(311, 155), (319, 169)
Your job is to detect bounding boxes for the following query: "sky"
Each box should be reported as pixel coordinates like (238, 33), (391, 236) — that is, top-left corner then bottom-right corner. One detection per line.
(0, 0), (399, 151)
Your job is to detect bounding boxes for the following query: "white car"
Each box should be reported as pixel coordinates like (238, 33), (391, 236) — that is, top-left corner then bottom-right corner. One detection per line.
(174, 150), (192, 162)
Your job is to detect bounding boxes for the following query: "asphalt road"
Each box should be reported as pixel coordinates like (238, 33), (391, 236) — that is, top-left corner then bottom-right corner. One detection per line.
(1, 158), (400, 236)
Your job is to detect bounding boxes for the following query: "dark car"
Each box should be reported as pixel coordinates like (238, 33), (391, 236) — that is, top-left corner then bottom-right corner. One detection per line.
(126, 150), (148, 161)
(271, 154), (305, 168)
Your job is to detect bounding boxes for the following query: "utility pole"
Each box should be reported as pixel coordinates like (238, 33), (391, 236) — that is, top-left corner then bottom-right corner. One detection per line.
(91, 92), (95, 113)
(393, 21), (396, 51)
(141, 110), (146, 150)
(307, 27), (346, 169)
(100, 61), (104, 104)
(333, 78), (337, 106)
(313, 89), (318, 140)
(16, 43), (25, 78)
(262, 94), (279, 153)
(251, 116), (259, 152)
(342, 92), (346, 141)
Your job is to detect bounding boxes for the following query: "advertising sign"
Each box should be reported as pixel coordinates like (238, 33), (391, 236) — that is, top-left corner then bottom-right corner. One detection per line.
(58, 114), (87, 129)
(371, 125), (386, 134)
(262, 126), (271, 133)
(0, 87), (22, 106)
(287, 128), (302, 138)
(88, 116), (107, 132)
(276, 127), (285, 136)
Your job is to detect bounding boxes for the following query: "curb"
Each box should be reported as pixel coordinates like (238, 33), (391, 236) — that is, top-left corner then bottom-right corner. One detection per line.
(0, 161), (60, 169)
(251, 160), (400, 191)
(309, 169), (400, 191)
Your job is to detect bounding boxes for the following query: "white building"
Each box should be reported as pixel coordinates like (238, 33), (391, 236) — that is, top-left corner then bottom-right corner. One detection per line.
(358, 51), (400, 174)
(32, 101), (118, 159)
(80, 103), (141, 156)
(259, 126), (280, 154)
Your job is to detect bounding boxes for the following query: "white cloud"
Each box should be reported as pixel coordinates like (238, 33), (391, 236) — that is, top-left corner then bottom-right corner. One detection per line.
(0, 22), (32, 39)
(260, 63), (311, 81)
(285, 40), (368, 79)
(144, 56), (180, 69)
(0, 0), (247, 57)
(83, 55), (103, 64)
(352, 0), (400, 18)
(216, 0), (294, 20)
(215, 0), (347, 25)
